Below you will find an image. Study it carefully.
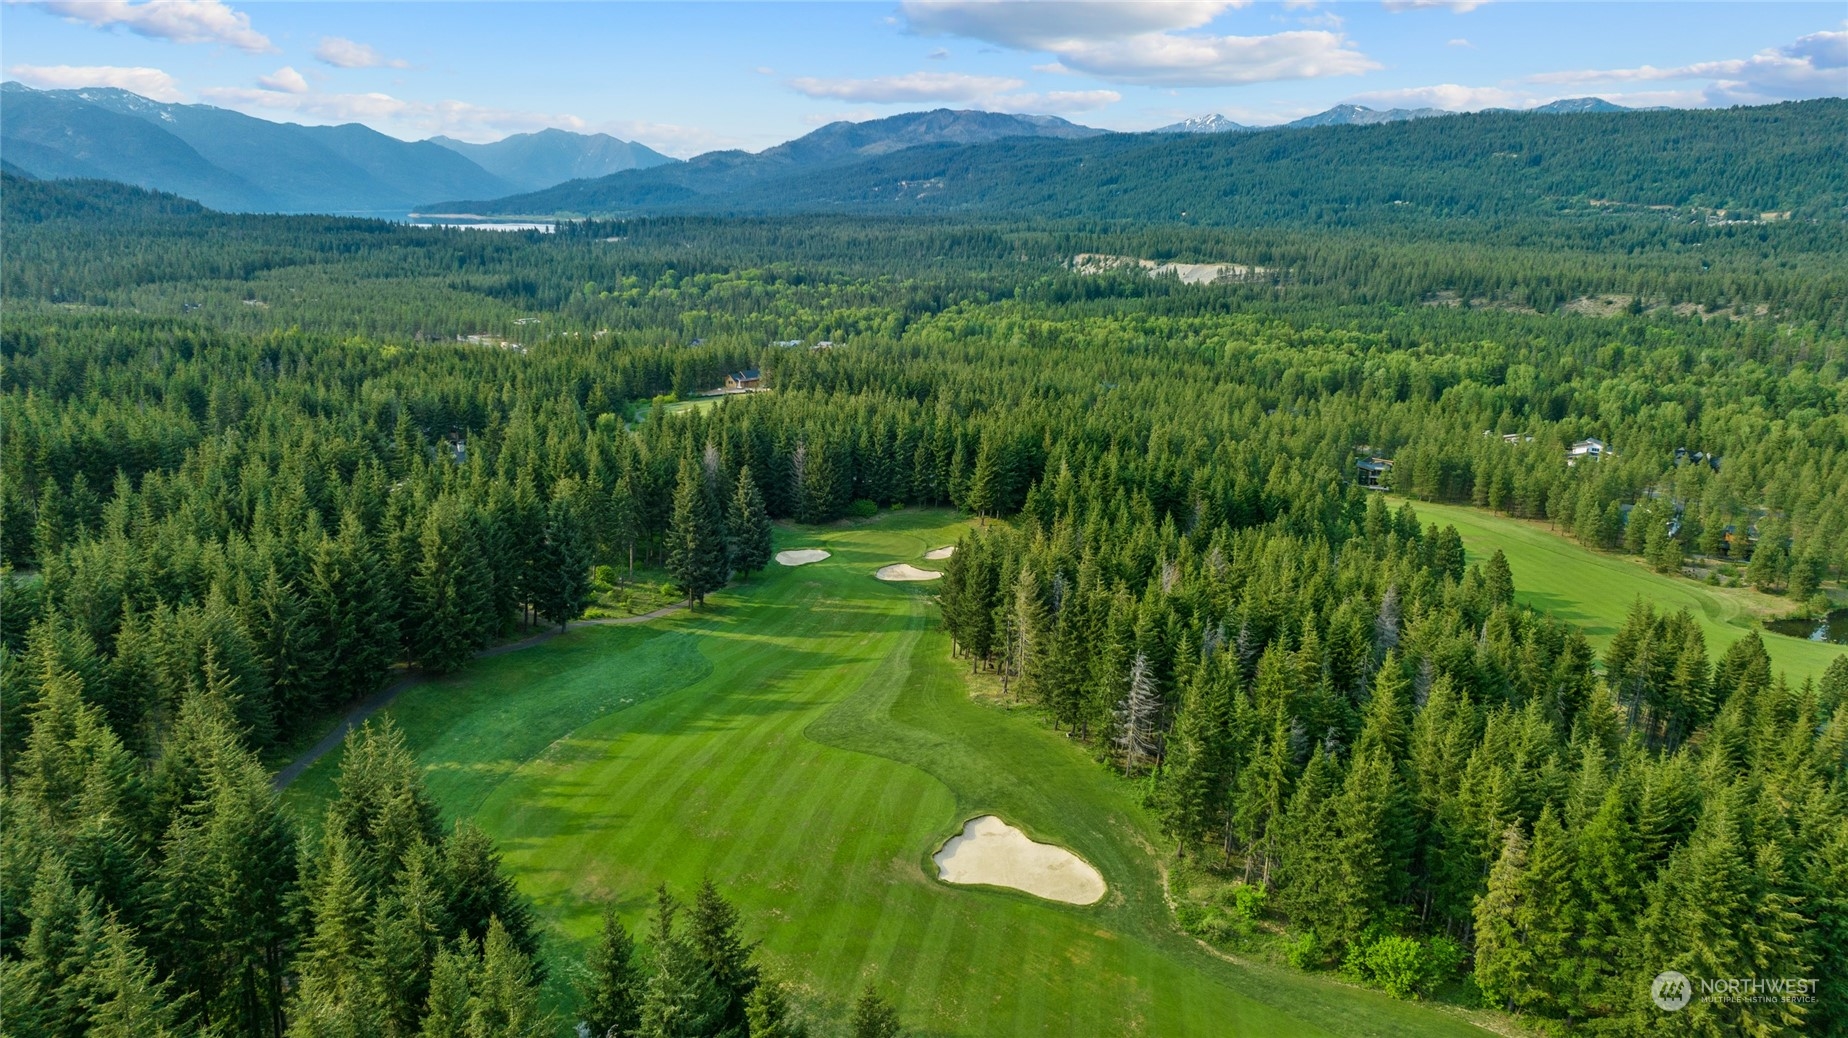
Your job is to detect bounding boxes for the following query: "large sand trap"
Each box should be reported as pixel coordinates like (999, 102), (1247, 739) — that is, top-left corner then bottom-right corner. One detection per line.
(775, 549), (830, 566)
(933, 816), (1105, 905)
(923, 545), (956, 560)
(875, 563), (940, 581)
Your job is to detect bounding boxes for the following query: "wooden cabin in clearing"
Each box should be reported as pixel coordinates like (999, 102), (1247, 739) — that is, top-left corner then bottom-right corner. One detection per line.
(1356, 457), (1393, 489)
(725, 369), (762, 391)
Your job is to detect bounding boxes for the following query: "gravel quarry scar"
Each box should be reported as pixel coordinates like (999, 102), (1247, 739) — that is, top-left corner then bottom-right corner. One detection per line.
(932, 815), (1106, 905)
(775, 549), (830, 566)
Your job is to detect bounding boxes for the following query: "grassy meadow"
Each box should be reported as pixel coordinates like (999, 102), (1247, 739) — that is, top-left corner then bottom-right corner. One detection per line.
(1406, 499), (1845, 685)
(282, 509), (1502, 1038)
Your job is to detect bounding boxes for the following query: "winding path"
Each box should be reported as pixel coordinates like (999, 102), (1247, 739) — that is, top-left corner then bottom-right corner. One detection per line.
(269, 604), (687, 790)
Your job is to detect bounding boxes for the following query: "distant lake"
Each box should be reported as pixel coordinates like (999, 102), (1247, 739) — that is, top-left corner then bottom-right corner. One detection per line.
(1765, 608), (1848, 645)
(409, 220), (554, 233)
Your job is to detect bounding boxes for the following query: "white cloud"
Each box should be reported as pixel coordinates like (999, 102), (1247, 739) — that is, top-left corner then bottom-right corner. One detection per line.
(788, 71), (1027, 103)
(902, 1), (1373, 87)
(1447, 38), (1473, 48)
(5, 62), (185, 101)
(903, 1), (1246, 49)
(25, 0), (272, 52)
(257, 66), (308, 94)
(1045, 30), (1377, 86)
(1347, 83), (1519, 109)
(314, 36), (408, 69)
(785, 68), (1118, 114)
(1382, 0), (1487, 12)
(1529, 29), (1848, 104)
(991, 88), (1120, 113)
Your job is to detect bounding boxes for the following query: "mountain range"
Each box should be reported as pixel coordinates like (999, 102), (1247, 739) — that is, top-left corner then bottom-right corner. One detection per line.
(417, 109), (1105, 216)
(5, 83), (1832, 227)
(1157, 98), (1632, 134)
(0, 82), (674, 214)
(434, 99), (1845, 224)
(427, 129), (674, 193)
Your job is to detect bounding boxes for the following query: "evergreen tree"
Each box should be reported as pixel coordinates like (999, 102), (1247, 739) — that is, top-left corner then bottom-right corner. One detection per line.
(725, 467), (773, 577)
(1472, 823), (1534, 1012)
(576, 903), (643, 1038)
(80, 918), (180, 1038)
(534, 490), (593, 629)
(445, 822), (541, 970)
(468, 917), (547, 1038)
(744, 975), (807, 1038)
(848, 986), (905, 1038)
(635, 887), (728, 1038)
(408, 497), (491, 673)
(666, 458), (726, 607)
(418, 945), (477, 1038)
(688, 879), (758, 1034)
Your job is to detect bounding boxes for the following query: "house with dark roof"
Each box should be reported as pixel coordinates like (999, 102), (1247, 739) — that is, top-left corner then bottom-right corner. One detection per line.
(725, 369), (762, 391)
(1356, 457), (1393, 489)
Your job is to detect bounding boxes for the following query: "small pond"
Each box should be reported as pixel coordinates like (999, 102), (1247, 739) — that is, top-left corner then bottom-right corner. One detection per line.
(1764, 608), (1848, 645)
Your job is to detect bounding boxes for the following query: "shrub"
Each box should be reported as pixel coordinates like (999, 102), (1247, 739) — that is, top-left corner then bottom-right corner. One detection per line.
(1349, 935), (1425, 998)
(1286, 930), (1324, 970)
(1342, 932), (1466, 999)
(847, 499), (879, 518)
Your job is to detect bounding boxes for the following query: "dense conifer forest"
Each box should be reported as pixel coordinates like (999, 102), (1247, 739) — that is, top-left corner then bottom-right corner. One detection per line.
(1, 171), (1844, 1036)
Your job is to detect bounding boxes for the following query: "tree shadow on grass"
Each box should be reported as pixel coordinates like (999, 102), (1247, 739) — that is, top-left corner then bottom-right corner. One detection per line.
(1518, 590), (1612, 638)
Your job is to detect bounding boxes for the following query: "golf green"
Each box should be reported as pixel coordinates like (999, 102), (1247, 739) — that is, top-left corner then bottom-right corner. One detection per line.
(283, 510), (1502, 1036)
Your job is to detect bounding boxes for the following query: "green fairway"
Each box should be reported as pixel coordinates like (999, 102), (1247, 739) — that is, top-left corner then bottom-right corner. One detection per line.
(1408, 500), (1845, 686)
(283, 510), (1501, 1038)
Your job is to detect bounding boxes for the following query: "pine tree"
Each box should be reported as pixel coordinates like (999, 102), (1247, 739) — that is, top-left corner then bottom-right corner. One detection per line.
(80, 917), (179, 1038)
(666, 458), (726, 607)
(408, 497), (490, 673)
(688, 879), (758, 1033)
(4, 856), (107, 1038)
(445, 821), (541, 970)
(288, 829), (379, 1037)
(370, 851), (449, 1038)
(848, 985), (905, 1038)
(576, 903), (643, 1038)
(1483, 550), (1515, 608)
(1233, 708), (1291, 884)
(152, 713), (297, 1038)
(635, 886), (727, 1038)
(744, 975), (808, 1038)
(468, 917), (547, 1038)
(1472, 823), (1533, 1012)
(534, 491), (592, 629)
(725, 466), (773, 577)
(1158, 659), (1232, 856)
(418, 944), (477, 1038)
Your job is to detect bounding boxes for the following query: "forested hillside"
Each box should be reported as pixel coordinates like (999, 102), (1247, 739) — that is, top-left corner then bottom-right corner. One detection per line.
(2, 175), (1844, 1036)
(442, 99), (1848, 230)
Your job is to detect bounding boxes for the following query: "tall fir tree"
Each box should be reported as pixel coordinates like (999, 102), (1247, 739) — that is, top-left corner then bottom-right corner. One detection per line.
(666, 458), (726, 607)
(576, 903), (643, 1038)
(725, 467), (773, 577)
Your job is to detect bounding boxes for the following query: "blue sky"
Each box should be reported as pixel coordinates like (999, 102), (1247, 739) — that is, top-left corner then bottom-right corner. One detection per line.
(3, 1), (1843, 155)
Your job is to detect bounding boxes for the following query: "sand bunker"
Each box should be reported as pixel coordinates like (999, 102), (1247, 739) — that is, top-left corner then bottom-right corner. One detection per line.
(774, 549), (830, 566)
(875, 563), (940, 581)
(923, 545), (956, 560)
(933, 816), (1105, 905)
